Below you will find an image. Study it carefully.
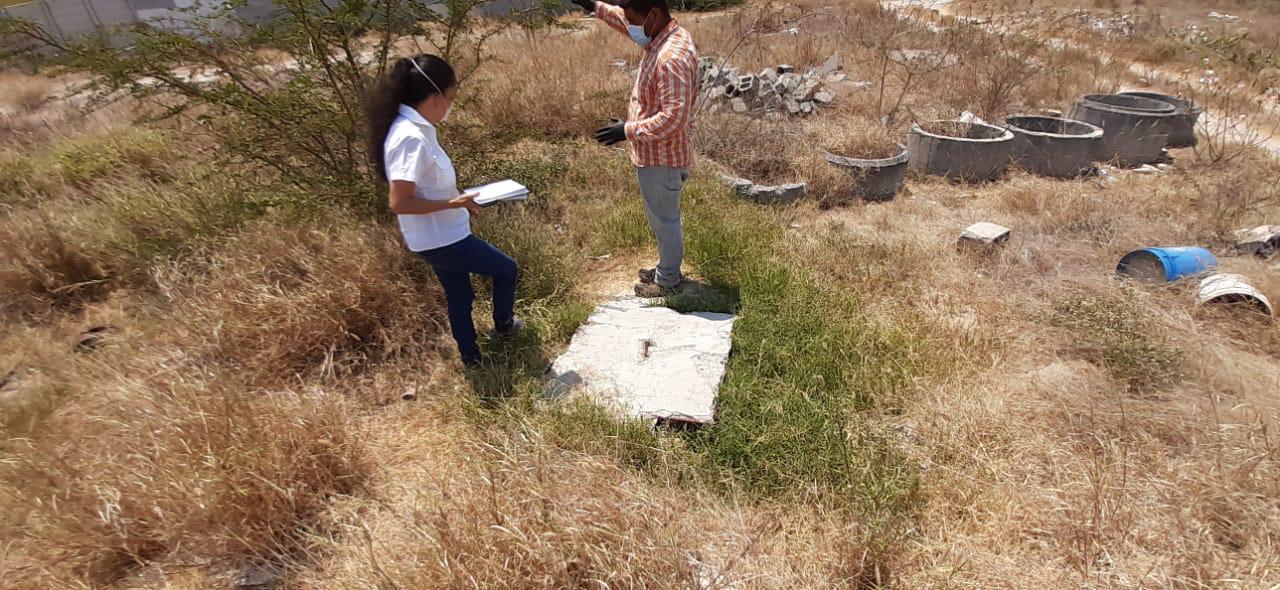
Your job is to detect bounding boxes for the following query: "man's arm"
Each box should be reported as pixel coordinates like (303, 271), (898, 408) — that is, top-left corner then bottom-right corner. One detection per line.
(592, 2), (631, 36)
(625, 58), (696, 143)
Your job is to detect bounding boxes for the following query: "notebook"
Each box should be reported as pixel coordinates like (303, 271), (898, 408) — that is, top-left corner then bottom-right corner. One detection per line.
(467, 179), (529, 207)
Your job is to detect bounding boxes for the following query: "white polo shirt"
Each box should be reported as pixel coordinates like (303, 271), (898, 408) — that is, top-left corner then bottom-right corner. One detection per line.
(383, 104), (470, 252)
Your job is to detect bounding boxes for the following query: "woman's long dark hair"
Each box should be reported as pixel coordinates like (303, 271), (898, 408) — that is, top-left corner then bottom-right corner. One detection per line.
(366, 54), (457, 182)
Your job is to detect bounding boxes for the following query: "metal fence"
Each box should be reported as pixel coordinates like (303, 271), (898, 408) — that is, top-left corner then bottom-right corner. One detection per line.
(1, 0), (140, 42)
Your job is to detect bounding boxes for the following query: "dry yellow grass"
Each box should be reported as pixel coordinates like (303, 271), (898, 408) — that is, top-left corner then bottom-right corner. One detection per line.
(2, 0), (1280, 587)
(0, 71), (57, 113)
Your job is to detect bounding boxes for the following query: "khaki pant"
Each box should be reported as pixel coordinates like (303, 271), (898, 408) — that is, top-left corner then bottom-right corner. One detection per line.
(636, 166), (689, 287)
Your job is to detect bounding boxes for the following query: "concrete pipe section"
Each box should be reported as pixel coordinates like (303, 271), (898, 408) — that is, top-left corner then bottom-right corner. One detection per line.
(907, 120), (1014, 182)
(1118, 91), (1202, 148)
(1069, 94), (1175, 166)
(1003, 115), (1103, 178)
(824, 143), (911, 202)
(1197, 274), (1274, 318)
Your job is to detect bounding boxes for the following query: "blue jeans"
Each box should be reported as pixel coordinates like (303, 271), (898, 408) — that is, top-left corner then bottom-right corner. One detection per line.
(414, 235), (518, 365)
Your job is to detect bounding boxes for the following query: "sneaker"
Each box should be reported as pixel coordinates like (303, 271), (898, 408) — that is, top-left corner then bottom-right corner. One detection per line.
(490, 317), (525, 340)
(634, 281), (682, 298)
(638, 268), (656, 284)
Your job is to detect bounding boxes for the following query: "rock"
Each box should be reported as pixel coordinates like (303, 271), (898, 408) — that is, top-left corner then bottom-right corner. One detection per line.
(889, 49), (960, 68)
(814, 91), (834, 105)
(546, 295), (737, 425)
(1235, 225), (1280, 258)
(815, 54), (843, 78)
(785, 100), (801, 115)
(1131, 164), (1161, 174)
(800, 101), (814, 115)
(610, 59), (628, 69)
(721, 174), (807, 204)
(1042, 108), (1064, 117)
(958, 222), (1011, 247)
(824, 73), (848, 84)
(730, 97), (749, 113)
(236, 563), (282, 589)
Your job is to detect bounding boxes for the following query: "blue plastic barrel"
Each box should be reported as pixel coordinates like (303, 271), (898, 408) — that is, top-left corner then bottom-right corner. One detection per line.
(1117, 247), (1217, 283)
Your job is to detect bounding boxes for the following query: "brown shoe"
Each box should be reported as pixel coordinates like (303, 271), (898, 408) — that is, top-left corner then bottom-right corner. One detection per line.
(638, 268), (656, 284)
(634, 281), (682, 298)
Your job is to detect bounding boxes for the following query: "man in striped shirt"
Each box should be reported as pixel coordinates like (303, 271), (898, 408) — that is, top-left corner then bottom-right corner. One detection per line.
(571, 0), (699, 298)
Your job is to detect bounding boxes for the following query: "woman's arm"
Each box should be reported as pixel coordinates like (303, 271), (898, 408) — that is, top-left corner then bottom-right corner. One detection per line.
(388, 181), (482, 215)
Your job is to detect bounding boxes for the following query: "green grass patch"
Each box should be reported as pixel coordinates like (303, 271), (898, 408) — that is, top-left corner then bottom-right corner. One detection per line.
(465, 160), (943, 528)
(45, 128), (173, 187)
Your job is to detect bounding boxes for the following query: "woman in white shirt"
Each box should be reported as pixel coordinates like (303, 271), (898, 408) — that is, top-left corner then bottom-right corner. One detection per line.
(366, 54), (522, 368)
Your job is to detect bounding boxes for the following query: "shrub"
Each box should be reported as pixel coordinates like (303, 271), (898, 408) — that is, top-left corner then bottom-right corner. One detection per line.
(2, 0), (558, 208)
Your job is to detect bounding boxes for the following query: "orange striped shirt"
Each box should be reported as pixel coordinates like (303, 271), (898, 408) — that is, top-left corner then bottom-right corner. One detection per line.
(596, 3), (699, 169)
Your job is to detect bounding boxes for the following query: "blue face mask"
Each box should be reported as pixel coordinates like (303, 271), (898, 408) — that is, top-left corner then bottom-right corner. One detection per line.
(627, 12), (652, 47)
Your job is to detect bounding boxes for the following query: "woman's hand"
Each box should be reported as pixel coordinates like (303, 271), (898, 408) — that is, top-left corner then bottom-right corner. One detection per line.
(450, 192), (482, 215)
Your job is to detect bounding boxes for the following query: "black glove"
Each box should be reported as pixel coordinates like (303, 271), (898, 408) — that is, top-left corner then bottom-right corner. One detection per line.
(569, 0), (596, 14)
(595, 118), (627, 146)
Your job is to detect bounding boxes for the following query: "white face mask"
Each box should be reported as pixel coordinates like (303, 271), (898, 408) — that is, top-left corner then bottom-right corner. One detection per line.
(628, 12), (653, 47)
(440, 102), (453, 123)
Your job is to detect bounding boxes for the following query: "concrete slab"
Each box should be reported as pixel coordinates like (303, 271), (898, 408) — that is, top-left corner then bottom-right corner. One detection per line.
(959, 222), (1011, 246)
(546, 295), (736, 425)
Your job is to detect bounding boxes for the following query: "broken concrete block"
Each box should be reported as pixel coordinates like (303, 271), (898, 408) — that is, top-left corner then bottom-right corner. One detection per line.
(778, 72), (801, 92)
(815, 54), (843, 78)
(800, 101), (814, 114)
(793, 79), (821, 102)
(1235, 225), (1280, 258)
(736, 74), (755, 95)
(814, 91), (834, 105)
(730, 97), (749, 113)
(721, 173), (807, 203)
(825, 73), (848, 84)
(546, 295), (736, 425)
(958, 222), (1011, 246)
(777, 64), (795, 75)
(785, 100), (801, 115)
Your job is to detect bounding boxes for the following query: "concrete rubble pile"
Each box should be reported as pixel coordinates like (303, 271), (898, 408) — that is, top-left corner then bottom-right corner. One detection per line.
(698, 54), (863, 117)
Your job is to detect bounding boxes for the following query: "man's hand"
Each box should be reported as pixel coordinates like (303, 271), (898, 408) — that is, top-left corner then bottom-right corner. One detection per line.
(568, 0), (595, 14)
(450, 192), (482, 215)
(594, 118), (627, 146)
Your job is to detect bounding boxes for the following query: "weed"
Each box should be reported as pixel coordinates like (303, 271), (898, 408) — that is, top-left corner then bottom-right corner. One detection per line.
(1053, 290), (1184, 393)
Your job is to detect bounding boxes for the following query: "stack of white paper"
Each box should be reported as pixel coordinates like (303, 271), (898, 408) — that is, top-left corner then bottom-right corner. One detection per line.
(467, 179), (529, 207)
